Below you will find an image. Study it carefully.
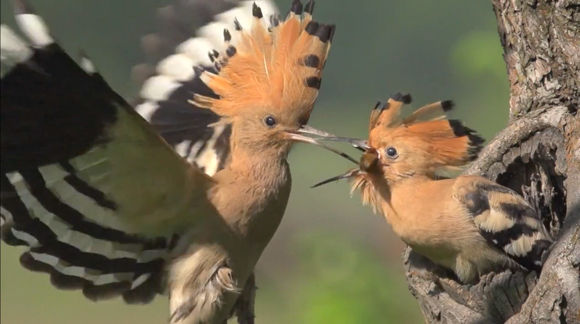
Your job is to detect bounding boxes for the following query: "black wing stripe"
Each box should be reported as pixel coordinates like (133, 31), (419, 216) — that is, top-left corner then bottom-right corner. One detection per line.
(134, 2), (261, 176)
(20, 251), (162, 303)
(478, 222), (536, 247)
(1, 43), (120, 173)
(9, 167), (169, 260)
(3, 174), (163, 272)
(214, 124), (231, 170)
(60, 161), (117, 210)
(2, 173), (164, 300)
(19, 168), (154, 245)
(1, 13), (171, 303)
(499, 202), (537, 219)
(2, 174), (58, 244)
(21, 250), (161, 303)
(511, 239), (552, 269)
(465, 181), (552, 271)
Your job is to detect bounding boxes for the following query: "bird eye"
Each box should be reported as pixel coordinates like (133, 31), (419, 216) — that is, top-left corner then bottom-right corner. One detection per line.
(385, 146), (398, 159)
(264, 115), (277, 127)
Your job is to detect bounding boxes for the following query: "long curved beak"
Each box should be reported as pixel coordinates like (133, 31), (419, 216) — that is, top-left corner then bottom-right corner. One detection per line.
(311, 168), (360, 188)
(310, 145), (379, 189)
(284, 125), (360, 165)
(294, 125), (370, 151)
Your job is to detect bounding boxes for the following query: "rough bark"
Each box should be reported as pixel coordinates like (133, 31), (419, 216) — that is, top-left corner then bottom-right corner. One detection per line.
(404, 1), (580, 323)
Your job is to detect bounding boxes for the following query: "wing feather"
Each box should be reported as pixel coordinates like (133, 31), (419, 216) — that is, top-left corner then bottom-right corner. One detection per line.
(455, 177), (552, 271)
(134, 0), (277, 176)
(1, 7), (212, 303)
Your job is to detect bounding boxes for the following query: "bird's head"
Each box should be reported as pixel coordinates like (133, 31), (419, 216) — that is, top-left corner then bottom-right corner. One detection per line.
(193, 1), (340, 157)
(312, 93), (485, 210)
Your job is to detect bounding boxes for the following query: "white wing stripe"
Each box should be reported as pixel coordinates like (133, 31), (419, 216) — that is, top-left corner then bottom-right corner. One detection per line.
(15, 13), (54, 47)
(38, 164), (125, 230)
(1, 206), (13, 224)
(157, 54), (196, 81)
(176, 37), (214, 66)
(193, 124), (226, 176)
(135, 101), (160, 121)
(11, 228), (40, 247)
(29, 251), (135, 285)
(130, 273), (152, 290)
(140, 75), (181, 101)
(0, 25), (33, 63)
(7, 169), (168, 262)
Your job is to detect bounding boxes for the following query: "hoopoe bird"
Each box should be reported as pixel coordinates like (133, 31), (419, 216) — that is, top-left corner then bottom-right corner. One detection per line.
(0, 0), (344, 322)
(314, 94), (553, 283)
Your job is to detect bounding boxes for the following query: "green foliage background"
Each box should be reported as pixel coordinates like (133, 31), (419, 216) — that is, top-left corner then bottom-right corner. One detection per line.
(0, 0), (509, 323)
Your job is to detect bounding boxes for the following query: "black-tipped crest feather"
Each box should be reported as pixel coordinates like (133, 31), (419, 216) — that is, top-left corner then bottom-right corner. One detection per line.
(252, 3), (263, 18)
(291, 0), (303, 14)
(305, 0), (315, 14)
(390, 92), (412, 104)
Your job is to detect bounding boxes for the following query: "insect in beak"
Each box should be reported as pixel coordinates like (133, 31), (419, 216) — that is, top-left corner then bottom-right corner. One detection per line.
(310, 147), (381, 189)
(359, 148), (380, 172)
(284, 125), (360, 164)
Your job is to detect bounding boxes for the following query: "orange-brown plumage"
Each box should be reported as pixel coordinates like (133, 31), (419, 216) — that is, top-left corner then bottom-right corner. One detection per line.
(325, 94), (552, 283)
(364, 96), (483, 182)
(0, 1), (346, 323)
(194, 6), (333, 123)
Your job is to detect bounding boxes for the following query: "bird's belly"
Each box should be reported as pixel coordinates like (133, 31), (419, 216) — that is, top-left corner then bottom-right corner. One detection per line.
(168, 238), (257, 324)
(389, 212), (471, 271)
(407, 241), (458, 268)
(169, 183), (291, 323)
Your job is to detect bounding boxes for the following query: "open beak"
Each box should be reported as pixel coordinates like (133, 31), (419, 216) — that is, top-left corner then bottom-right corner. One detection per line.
(311, 168), (360, 188)
(310, 144), (381, 189)
(294, 125), (370, 151)
(284, 125), (360, 165)
(285, 125), (376, 188)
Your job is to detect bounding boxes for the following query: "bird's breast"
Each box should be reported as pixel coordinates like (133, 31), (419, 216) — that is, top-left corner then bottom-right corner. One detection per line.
(383, 179), (477, 252)
(210, 160), (291, 248)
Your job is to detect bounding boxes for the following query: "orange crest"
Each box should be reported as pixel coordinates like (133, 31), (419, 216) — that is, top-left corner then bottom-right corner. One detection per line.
(368, 94), (484, 174)
(193, 1), (334, 122)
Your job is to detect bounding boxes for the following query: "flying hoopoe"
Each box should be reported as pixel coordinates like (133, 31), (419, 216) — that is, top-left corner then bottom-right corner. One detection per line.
(314, 94), (553, 283)
(0, 0), (345, 322)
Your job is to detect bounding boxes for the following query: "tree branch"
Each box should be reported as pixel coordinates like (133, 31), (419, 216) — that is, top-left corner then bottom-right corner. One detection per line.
(403, 0), (580, 322)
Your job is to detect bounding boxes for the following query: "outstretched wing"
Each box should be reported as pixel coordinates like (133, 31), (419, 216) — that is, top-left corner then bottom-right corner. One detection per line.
(134, 0), (277, 176)
(0, 5), (213, 304)
(454, 176), (552, 271)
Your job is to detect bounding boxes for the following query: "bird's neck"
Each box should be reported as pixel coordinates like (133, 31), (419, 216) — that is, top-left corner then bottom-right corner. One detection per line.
(229, 144), (288, 178)
(211, 144), (292, 245)
(372, 175), (433, 229)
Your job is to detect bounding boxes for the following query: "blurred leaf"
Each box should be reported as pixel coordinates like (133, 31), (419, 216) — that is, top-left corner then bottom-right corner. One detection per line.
(450, 31), (506, 81)
(2, 1), (510, 323)
(291, 233), (423, 324)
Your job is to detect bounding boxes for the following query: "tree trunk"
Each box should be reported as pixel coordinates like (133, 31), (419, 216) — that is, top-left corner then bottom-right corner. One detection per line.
(404, 1), (580, 323)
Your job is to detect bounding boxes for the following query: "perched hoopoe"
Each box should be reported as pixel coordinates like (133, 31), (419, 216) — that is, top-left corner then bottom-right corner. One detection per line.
(315, 94), (553, 283)
(0, 0), (345, 322)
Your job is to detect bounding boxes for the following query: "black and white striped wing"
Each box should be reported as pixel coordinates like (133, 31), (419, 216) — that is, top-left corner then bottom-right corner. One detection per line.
(134, 0), (277, 176)
(457, 178), (553, 271)
(0, 7), (212, 304)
